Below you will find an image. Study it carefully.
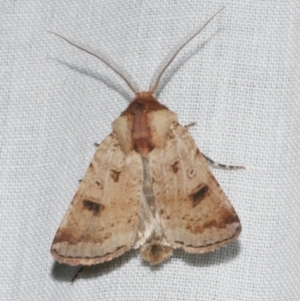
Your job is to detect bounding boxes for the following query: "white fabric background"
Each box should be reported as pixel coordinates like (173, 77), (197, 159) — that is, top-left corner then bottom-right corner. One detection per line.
(1, 0), (299, 300)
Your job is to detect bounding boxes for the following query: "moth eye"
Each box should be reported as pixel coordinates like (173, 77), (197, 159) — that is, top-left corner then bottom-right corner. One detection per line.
(187, 167), (197, 178)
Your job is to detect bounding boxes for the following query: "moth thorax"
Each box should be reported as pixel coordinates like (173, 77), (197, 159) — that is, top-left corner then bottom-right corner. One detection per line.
(112, 92), (178, 156)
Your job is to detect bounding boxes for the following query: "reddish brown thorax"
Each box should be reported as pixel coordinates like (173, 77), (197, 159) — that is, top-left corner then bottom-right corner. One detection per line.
(121, 91), (168, 156)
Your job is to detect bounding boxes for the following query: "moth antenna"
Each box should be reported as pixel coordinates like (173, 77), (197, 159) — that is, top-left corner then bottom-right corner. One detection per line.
(48, 31), (138, 94)
(149, 7), (225, 94)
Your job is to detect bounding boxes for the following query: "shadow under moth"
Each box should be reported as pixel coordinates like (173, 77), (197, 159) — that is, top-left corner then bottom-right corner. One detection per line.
(50, 8), (243, 268)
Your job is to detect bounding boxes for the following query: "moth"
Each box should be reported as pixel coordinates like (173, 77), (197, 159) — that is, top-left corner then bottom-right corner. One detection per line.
(51, 8), (242, 267)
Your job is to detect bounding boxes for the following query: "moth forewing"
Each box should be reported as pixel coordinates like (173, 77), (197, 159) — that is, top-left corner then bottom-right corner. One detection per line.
(149, 123), (241, 254)
(51, 8), (242, 267)
(51, 134), (143, 266)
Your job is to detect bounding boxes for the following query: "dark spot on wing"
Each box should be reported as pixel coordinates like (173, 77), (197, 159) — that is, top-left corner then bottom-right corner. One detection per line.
(110, 170), (121, 182)
(82, 200), (104, 216)
(190, 184), (209, 207)
(52, 229), (77, 244)
(172, 161), (179, 173)
(219, 211), (240, 227)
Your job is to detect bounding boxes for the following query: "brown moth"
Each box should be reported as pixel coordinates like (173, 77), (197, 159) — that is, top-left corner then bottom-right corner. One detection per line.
(50, 8), (242, 267)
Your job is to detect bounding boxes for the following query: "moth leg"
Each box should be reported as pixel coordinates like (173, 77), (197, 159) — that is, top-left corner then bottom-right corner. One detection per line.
(184, 122), (197, 130)
(184, 123), (244, 169)
(71, 266), (84, 284)
(202, 153), (245, 170)
(184, 122), (244, 169)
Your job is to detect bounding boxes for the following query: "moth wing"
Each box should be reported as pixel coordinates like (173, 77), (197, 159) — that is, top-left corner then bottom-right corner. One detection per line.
(51, 133), (143, 266)
(150, 123), (241, 253)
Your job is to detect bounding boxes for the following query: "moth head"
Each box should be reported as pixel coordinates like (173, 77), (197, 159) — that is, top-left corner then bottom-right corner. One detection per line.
(48, 7), (224, 97)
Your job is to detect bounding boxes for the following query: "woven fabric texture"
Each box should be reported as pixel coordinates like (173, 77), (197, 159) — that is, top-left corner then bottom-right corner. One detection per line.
(1, 1), (299, 300)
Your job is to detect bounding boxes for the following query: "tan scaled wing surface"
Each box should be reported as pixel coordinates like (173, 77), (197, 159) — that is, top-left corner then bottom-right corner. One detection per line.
(149, 123), (241, 253)
(51, 133), (143, 265)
